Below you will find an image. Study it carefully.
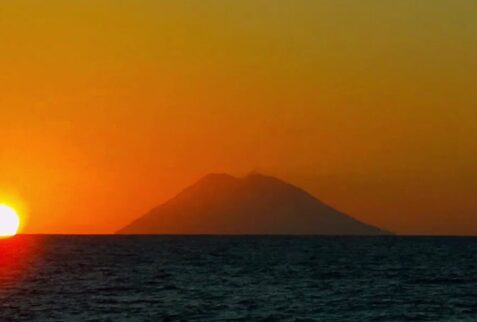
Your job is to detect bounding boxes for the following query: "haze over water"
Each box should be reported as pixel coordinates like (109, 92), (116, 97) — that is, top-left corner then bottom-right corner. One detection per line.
(1, 235), (477, 321)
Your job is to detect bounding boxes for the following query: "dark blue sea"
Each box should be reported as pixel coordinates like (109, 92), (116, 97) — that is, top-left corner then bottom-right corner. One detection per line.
(1, 236), (477, 321)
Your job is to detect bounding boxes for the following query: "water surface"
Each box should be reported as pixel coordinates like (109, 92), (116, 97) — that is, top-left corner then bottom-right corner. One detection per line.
(1, 236), (476, 321)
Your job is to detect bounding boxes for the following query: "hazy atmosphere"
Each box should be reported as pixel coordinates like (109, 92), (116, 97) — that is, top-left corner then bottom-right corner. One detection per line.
(1, 1), (477, 235)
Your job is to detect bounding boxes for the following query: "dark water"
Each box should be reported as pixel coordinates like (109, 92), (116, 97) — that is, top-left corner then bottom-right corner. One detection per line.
(1, 236), (477, 321)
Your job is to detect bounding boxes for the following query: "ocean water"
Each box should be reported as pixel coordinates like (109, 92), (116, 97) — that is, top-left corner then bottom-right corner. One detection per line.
(1, 236), (477, 321)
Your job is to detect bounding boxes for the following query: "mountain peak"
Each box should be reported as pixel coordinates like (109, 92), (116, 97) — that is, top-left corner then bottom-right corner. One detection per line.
(197, 173), (237, 184)
(118, 173), (390, 235)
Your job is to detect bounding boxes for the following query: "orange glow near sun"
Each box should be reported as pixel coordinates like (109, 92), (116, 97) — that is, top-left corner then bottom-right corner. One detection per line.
(0, 205), (20, 238)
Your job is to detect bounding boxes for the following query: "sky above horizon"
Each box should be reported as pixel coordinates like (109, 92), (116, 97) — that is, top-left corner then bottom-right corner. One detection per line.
(1, 1), (477, 235)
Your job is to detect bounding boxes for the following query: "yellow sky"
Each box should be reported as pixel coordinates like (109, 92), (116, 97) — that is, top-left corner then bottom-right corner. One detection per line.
(1, 1), (477, 235)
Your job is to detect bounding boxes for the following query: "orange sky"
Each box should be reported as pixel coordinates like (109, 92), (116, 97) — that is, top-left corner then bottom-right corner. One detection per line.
(1, 1), (477, 235)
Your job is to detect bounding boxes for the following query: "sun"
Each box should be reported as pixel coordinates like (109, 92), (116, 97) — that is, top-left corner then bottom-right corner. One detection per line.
(0, 204), (20, 237)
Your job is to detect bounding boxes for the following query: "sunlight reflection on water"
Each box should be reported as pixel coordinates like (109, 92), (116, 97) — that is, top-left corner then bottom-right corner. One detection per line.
(0, 236), (42, 297)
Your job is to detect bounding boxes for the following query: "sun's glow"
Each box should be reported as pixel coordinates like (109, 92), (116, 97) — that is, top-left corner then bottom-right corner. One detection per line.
(0, 204), (20, 237)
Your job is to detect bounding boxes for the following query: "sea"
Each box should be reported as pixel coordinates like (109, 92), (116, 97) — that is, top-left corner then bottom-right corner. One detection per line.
(1, 236), (476, 321)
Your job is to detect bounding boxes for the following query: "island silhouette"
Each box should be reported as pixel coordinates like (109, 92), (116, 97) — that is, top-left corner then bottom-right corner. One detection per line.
(117, 173), (390, 235)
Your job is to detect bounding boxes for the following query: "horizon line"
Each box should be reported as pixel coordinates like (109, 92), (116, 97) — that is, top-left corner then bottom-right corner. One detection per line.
(12, 233), (477, 238)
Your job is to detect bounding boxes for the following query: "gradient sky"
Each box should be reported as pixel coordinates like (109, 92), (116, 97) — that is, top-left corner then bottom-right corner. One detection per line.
(1, 1), (476, 235)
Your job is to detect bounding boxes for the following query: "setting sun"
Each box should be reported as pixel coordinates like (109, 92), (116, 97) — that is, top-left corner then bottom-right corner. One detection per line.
(0, 205), (20, 237)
